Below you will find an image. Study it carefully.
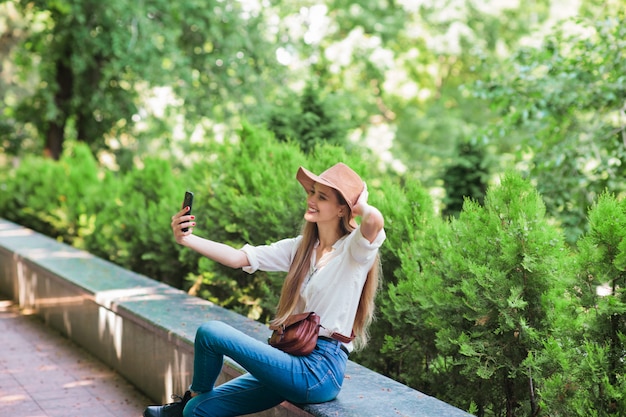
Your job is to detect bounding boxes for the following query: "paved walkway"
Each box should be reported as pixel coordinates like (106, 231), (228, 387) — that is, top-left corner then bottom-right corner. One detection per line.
(0, 297), (152, 417)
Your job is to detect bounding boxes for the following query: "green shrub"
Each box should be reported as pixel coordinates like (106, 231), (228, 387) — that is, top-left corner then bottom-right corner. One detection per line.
(533, 192), (626, 416)
(0, 143), (101, 245)
(83, 157), (184, 286)
(382, 171), (573, 416)
(264, 83), (349, 154)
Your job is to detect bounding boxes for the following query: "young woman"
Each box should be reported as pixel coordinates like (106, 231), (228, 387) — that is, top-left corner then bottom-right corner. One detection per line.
(144, 162), (385, 417)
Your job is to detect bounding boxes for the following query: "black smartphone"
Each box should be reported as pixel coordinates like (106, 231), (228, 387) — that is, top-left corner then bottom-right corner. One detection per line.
(181, 191), (194, 232)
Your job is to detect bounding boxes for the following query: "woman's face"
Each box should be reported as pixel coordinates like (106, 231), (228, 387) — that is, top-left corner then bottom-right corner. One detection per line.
(304, 183), (347, 226)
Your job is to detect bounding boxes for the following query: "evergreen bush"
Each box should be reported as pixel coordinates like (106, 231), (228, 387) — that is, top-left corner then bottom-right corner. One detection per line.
(264, 83), (349, 154)
(382, 171), (573, 416)
(0, 143), (101, 245)
(533, 192), (626, 416)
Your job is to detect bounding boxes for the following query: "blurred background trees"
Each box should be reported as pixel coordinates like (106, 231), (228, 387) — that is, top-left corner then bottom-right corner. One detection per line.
(2, 0), (626, 416)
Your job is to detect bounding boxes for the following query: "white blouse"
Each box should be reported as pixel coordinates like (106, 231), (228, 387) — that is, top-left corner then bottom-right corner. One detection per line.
(241, 226), (386, 352)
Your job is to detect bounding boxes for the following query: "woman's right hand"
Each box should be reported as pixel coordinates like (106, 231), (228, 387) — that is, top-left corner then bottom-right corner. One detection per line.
(171, 206), (195, 244)
(170, 210), (250, 269)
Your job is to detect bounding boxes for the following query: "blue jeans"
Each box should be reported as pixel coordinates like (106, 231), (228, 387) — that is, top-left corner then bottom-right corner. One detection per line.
(183, 320), (349, 417)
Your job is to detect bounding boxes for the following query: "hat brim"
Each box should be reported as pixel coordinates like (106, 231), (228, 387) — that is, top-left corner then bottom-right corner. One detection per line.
(297, 167), (352, 207)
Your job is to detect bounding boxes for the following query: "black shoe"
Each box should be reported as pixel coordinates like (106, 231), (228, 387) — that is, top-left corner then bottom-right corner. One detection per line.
(143, 391), (192, 417)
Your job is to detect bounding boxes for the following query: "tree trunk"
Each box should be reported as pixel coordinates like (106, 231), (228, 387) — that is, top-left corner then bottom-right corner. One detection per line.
(44, 122), (64, 160)
(44, 54), (73, 160)
(505, 377), (516, 417)
(528, 370), (539, 416)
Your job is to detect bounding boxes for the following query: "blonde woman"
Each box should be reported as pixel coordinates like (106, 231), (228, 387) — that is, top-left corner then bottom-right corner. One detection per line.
(144, 162), (385, 417)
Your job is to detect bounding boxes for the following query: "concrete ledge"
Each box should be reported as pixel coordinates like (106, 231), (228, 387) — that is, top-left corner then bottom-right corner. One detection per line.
(0, 218), (473, 417)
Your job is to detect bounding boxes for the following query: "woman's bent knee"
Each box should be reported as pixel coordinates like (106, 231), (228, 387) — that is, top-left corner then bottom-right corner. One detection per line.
(196, 320), (227, 339)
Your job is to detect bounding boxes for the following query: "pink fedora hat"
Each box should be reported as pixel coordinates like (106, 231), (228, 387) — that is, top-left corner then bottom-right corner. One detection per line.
(296, 163), (364, 210)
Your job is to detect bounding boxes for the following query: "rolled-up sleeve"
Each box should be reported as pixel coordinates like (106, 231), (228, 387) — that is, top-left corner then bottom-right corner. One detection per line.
(241, 236), (301, 274)
(349, 227), (386, 265)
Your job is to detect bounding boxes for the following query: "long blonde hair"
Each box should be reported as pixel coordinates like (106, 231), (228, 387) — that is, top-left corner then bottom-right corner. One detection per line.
(271, 200), (382, 351)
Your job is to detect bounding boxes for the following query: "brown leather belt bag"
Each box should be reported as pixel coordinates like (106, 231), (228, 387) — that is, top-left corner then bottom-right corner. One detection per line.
(268, 312), (354, 356)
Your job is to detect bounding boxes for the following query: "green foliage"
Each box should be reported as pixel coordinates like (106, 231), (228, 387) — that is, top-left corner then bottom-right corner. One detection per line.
(442, 140), (490, 218)
(0, 142), (100, 244)
(5, 0), (621, 251)
(382, 171), (573, 416)
(8, 0), (287, 159)
(476, 9), (626, 243)
(521, 193), (626, 417)
(264, 82), (349, 154)
(168, 0), (286, 129)
(14, 0), (149, 157)
(6, 0), (569, 186)
(541, 192), (626, 416)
